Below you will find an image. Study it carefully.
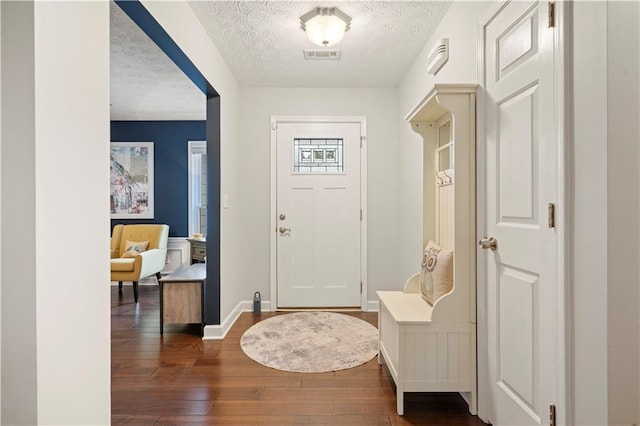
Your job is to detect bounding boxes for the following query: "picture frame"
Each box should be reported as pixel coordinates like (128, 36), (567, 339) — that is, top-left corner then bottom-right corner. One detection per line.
(110, 142), (154, 219)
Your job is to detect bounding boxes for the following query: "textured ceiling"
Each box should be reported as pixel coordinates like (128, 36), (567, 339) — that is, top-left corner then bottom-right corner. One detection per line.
(110, 2), (206, 120)
(110, 1), (451, 120)
(189, 1), (452, 87)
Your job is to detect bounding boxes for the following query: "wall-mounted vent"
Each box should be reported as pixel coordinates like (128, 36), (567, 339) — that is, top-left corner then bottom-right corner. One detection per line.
(303, 49), (341, 60)
(426, 38), (449, 75)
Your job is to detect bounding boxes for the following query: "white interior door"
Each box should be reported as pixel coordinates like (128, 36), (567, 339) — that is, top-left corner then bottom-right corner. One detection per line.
(482, 1), (559, 424)
(276, 121), (361, 308)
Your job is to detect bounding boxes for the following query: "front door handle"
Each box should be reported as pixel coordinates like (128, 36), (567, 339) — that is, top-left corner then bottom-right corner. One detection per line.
(479, 237), (497, 251)
(279, 227), (291, 234)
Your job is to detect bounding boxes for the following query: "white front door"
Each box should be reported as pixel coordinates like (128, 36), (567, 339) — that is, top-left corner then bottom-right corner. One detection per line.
(276, 121), (362, 308)
(482, 1), (559, 424)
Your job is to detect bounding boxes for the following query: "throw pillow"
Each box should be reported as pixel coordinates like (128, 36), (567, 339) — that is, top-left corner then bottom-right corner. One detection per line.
(121, 240), (149, 258)
(419, 240), (453, 306)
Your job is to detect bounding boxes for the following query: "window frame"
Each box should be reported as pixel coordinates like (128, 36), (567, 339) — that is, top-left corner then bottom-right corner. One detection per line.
(188, 140), (206, 237)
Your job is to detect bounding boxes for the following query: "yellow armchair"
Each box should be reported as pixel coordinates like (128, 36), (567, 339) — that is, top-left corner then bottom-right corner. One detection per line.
(110, 224), (170, 303)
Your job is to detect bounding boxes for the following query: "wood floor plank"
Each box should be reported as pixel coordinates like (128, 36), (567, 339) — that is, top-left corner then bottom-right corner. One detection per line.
(258, 387), (396, 402)
(110, 414), (159, 425)
(169, 375), (302, 389)
(155, 414), (392, 425)
(111, 286), (486, 425)
(301, 374), (395, 389)
(112, 399), (212, 416)
(112, 358), (196, 368)
(205, 399), (398, 416)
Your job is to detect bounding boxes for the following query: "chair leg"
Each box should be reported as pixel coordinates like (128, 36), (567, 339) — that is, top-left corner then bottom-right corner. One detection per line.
(118, 281), (123, 291)
(155, 272), (162, 282)
(133, 281), (139, 303)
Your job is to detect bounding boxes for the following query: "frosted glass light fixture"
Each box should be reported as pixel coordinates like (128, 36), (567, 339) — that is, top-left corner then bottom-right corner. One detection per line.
(300, 7), (351, 47)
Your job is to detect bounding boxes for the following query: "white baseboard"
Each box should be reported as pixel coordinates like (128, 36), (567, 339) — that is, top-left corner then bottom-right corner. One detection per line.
(366, 299), (379, 312)
(110, 284), (378, 337)
(202, 299), (272, 340)
(202, 299), (377, 340)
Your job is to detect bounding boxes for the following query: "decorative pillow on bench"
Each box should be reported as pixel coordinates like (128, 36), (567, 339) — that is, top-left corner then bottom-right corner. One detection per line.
(121, 240), (149, 258)
(419, 240), (453, 306)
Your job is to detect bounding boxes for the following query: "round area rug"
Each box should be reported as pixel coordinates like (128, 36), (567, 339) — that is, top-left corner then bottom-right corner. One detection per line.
(240, 312), (378, 373)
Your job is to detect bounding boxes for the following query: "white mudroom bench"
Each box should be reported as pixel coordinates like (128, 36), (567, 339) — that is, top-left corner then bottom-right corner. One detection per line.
(378, 84), (478, 416)
(377, 274), (476, 416)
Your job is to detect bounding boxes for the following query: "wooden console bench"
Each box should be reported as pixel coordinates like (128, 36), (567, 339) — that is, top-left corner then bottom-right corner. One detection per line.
(159, 263), (206, 336)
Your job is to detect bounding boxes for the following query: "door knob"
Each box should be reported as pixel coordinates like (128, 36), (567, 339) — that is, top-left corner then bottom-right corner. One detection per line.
(279, 227), (291, 234)
(479, 237), (497, 251)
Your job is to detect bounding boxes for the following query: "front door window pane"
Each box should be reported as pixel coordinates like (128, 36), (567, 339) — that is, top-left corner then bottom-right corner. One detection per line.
(293, 138), (344, 174)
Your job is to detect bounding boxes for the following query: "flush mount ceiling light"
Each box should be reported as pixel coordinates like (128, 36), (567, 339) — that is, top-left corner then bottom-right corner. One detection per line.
(300, 7), (351, 47)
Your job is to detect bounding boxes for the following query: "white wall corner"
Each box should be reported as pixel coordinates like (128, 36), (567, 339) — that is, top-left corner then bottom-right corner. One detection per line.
(571, 2), (609, 424)
(606, 1), (640, 424)
(0, 1), (3, 420)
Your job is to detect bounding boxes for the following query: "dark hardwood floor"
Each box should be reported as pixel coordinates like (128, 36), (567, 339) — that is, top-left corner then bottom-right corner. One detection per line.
(112, 285), (486, 425)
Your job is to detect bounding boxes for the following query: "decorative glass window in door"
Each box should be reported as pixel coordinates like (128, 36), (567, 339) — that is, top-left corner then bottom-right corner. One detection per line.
(293, 138), (344, 174)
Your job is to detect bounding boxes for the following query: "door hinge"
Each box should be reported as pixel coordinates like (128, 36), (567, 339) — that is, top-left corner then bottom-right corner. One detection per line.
(360, 136), (366, 148)
(360, 209), (363, 221)
(549, 404), (556, 426)
(271, 121), (277, 131)
(360, 281), (363, 294)
(548, 2), (555, 28)
(548, 203), (555, 228)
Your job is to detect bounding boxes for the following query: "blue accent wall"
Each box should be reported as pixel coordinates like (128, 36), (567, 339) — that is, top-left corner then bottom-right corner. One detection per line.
(110, 121), (206, 237)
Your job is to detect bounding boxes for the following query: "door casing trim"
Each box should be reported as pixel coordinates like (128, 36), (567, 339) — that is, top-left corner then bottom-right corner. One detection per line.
(269, 116), (368, 310)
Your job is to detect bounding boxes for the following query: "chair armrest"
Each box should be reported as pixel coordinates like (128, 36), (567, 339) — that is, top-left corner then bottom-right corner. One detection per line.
(110, 248), (120, 259)
(138, 248), (167, 278)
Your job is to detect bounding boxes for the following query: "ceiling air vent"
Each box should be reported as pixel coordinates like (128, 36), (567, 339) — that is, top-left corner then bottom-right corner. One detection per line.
(426, 38), (449, 75)
(303, 49), (341, 60)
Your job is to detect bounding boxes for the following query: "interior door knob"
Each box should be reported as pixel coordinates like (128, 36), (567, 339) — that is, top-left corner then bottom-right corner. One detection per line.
(479, 237), (497, 251)
(279, 227), (291, 234)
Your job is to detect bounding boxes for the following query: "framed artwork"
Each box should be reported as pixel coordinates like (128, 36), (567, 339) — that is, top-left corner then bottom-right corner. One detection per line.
(110, 142), (154, 219)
